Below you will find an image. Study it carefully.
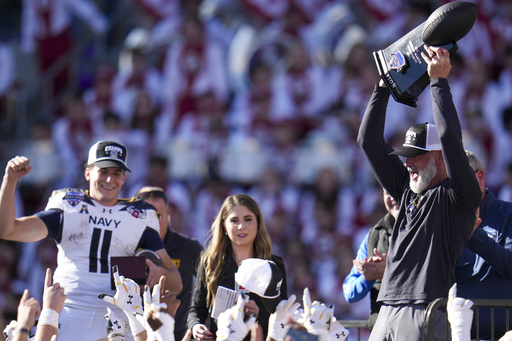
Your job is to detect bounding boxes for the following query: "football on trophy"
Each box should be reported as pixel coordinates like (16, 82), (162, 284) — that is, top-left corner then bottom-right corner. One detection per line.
(421, 1), (478, 46)
(135, 248), (164, 267)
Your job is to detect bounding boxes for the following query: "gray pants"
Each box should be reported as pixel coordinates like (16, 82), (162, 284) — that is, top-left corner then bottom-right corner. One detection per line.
(369, 304), (448, 341)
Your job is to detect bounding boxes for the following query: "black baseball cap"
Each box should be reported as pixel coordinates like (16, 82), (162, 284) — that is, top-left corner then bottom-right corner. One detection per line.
(390, 123), (442, 157)
(87, 141), (131, 172)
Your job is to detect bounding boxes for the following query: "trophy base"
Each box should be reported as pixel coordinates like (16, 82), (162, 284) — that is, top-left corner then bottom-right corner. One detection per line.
(373, 22), (458, 107)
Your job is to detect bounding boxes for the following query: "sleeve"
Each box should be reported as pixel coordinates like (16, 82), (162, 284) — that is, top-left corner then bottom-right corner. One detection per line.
(343, 232), (375, 303)
(430, 78), (481, 210)
(466, 225), (512, 279)
(136, 227), (165, 251)
(34, 209), (63, 242)
(357, 85), (410, 203)
(187, 262), (210, 330)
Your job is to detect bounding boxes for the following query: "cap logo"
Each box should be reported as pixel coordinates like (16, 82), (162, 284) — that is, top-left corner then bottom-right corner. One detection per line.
(404, 131), (417, 145)
(104, 145), (123, 159)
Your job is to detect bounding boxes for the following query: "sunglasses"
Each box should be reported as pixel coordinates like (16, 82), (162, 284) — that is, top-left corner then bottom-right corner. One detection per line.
(137, 190), (167, 201)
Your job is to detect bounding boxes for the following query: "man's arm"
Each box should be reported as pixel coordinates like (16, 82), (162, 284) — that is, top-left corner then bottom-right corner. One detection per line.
(147, 250), (183, 295)
(0, 156), (48, 242)
(357, 82), (410, 203)
(466, 222), (512, 279)
(422, 46), (480, 209)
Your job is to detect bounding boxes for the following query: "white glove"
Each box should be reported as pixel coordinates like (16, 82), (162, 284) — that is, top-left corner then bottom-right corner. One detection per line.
(216, 294), (257, 341)
(499, 330), (512, 341)
(99, 266), (145, 336)
(268, 294), (301, 341)
(302, 288), (333, 338)
(291, 307), (305, 326)
(99, 265), (144, 316)
(328, 319), (349, 341)
(3, 320), (17, 340)
(447, 283), (474, 341)
(143, 284), (175, 341)
(105, 307), (126, 340)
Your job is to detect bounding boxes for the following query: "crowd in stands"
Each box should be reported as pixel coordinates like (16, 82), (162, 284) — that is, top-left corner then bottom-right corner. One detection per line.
(1, 0), (512, 336)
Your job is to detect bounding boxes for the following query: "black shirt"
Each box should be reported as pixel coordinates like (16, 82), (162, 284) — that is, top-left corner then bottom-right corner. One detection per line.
(358, 79), (481, 304)
(164, 229), (203, 340)
(187, 249), (287, 339)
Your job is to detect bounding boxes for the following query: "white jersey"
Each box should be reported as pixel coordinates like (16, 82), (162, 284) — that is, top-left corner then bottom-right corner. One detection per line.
(39, 188), (161, 310)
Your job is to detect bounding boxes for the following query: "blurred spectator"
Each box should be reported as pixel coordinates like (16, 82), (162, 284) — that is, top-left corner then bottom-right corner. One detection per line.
(18, 121), (60, 214)
(298, 167), (357, 242)
(20, 0), (108, 96)
(273, 41), (331, 121)
(127, 155), (193, 225)
(112, 27), (162, 126)
(13, 239), (58, 306)
(160, 15), (229, 137)
(82, 63), (117, 134)
(51, 91), (93, 188)
(498, 162), (512, 202)
(0, 241), (19, 328)
(0, 42), (16, 112)
(193, 164), (235, 244)
(248, 166), (299, 222)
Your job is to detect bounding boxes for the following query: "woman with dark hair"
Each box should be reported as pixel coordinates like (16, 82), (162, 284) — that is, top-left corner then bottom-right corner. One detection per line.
(188, 193), (287, 341)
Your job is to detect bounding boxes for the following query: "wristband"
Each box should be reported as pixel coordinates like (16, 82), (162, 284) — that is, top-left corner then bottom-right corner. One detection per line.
(39, 308), (59, 329)
(15, 328), (30, 334)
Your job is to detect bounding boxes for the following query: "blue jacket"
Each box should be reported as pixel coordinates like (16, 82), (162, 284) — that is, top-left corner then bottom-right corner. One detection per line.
(343, 231), (375, 303)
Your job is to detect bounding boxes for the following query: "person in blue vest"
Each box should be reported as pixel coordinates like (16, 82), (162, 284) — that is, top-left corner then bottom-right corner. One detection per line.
(343, 189), (399, 329)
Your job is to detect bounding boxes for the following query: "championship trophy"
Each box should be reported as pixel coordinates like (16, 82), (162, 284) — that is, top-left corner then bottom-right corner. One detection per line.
(373, 1), (478, 107)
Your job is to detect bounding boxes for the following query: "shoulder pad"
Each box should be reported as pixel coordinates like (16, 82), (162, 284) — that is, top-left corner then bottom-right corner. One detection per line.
(50, 188), (86, 198)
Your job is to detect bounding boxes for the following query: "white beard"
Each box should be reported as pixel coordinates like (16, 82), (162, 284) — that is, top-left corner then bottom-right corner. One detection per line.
(410, 155), (437, 193)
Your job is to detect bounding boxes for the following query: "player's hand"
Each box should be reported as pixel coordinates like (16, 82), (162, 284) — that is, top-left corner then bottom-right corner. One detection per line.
(17, 289), (41, 332)
(328, 319), (349, 341)
(302, 288), (333, 337)
(291, 306), (305, 326)
(105, 307), (126, 338)
(421, 45), (451, 79)
(447, 283), (474, 341)
(160, 289), (180, 319)
(268, 294), (301, 341)
(5, 156), (31, 181)
(146, 259), (167, 288)
(3, 320), (18, 340)
(42, 268), (67, 313)
(144, 283), (176, 341)
(99, 265), (143, 316)
(216, 293), (257, 341)
(244, 299), (259, 317)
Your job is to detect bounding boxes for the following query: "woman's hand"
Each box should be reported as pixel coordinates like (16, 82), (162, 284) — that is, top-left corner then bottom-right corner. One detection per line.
(244, 299), (259, 317)
(192, 323), (214, 341)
